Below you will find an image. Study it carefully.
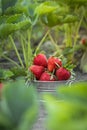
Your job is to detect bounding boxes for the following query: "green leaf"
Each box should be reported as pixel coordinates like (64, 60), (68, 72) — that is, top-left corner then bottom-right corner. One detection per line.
(43, 94), (87, 130)
(0, 13), (31, 39)
(6, 14), (28, 24)
(0, 99), (12, 129)
(35, 2), (78, 27)
(41, 13), (78, 27)
(57, 82), (87, 106)
(41, 14), (63, 27)
(0, 69), (14, 80)
(4, 4), (28, 15)
(1, 0), (17, 13)
(55, 0), (87, 6)
(0, 14), (31, 24)
(35, 2), (58, 16)
(18, 105), (38, 130)
(43, 82), (87, 130)
(80, 51), (87, 73)
(1, 79), (39, 129)
(0, 14), (23, 24)
(10, 67), (27, 79)
(0, 20), (31, 39)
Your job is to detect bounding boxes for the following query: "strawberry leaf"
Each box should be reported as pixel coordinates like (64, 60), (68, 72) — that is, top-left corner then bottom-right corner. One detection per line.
(1, 79), (39, 129)
(0, 14), (31, 39)
(1, 0), (17, 13)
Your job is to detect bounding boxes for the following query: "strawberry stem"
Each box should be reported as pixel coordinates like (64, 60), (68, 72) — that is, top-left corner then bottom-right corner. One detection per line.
(55, 62), (61, 68)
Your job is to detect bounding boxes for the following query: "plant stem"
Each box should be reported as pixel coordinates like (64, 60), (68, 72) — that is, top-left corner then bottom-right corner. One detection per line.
(48, 32), (62, 55)
(73, 12), (85, 48)
(35, 30), (50, 54)
(65, 24), (72, 47)
(2, 54), (20, 67)
(9, 35), (24, 68)
(27, 29), (33, 67)
(20, 34), (27, 67)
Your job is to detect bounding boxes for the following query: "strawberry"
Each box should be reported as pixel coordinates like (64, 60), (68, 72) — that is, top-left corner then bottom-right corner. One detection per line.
(33, 53), (48, 67)
(0, 83), (3, 89)
(48, 57), (62, 72)
(56, 67), (71, 81)
(29, 65), (44, 79)
(81, 38), (86, 45)
(40, 72), (56, 81)
(0, 83), (3, 98)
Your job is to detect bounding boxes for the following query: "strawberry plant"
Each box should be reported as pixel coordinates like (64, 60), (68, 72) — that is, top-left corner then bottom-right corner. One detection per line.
(0, 68), (13, 82)
(43, 81), (87, 130)
(0, 0), (32, 70)
(0, 0), (87, 80)
(0, 79), (39, 130)
(34, 0), (87, 65)
(0, 0), (39, 79)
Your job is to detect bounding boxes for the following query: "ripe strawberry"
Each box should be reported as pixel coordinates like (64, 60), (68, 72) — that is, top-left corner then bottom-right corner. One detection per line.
(33, 53), (48, 67)
(81, 38), (86, 45)
(0, 83), (3, 89)
(29, 65), (44, 79)
(56, 67), (71, 81)
(48, 57), (62, 72)
(40, 72), (56, 81)
(0, 83), (3, 98)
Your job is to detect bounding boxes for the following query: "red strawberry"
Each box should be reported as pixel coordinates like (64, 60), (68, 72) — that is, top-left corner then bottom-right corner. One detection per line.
(0, 83), (3, 89)
(40, 72), (56, 81)
(81, 38), (86, 45)
(29, 65), (44, 79)
(0, 83), (3, 98)
(56, 67), (71, 81)
(33, 53), (48, 67)
(48, 57), (62, 72)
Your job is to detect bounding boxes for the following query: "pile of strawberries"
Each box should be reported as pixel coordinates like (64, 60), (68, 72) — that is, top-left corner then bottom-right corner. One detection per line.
(29, 53), (71, 81)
